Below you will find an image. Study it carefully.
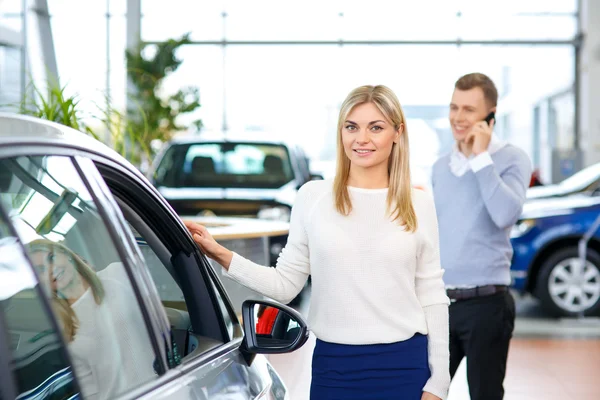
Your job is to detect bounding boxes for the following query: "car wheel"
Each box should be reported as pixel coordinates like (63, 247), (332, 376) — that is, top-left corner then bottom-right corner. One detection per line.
(536, 247), (600, 317)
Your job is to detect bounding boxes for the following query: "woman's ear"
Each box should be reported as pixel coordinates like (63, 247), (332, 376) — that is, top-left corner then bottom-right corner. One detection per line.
(394, 123), (404, 143)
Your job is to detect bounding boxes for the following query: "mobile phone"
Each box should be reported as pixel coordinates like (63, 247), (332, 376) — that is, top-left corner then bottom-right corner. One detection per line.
(484, 111), (495, 125)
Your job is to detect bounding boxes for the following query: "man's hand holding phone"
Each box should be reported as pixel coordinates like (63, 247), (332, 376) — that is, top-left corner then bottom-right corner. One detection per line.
(465, 114), (495, 156)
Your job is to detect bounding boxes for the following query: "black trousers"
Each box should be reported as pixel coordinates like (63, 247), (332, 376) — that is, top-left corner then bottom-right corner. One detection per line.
(449, 291), (516, 400)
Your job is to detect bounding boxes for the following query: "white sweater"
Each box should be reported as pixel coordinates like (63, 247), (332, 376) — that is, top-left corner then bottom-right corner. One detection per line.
(226, 180), (451, 399)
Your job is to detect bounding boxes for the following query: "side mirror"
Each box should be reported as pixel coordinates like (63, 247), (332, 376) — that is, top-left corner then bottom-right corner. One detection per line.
(241, 299), (309, 354)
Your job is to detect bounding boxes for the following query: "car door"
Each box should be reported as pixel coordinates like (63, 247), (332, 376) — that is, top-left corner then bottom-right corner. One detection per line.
(0, 153), (171, 400)
(92, 159), (281, 399)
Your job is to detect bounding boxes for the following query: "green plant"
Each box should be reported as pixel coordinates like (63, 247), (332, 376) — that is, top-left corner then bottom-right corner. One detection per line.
(19, 80), (99, 140)
(126, 33), (202, 154)
(17, 79), (150, 166)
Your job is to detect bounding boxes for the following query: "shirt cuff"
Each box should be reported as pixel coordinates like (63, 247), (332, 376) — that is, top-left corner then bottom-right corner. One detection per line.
(470, 151), (493, 173)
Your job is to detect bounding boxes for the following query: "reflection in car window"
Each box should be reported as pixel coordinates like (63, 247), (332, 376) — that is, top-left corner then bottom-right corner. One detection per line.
(127, 224), (189, 320)
(0, 156), (159, 399)
(154, 142), (295, 189)
(0, 222), (78, 400)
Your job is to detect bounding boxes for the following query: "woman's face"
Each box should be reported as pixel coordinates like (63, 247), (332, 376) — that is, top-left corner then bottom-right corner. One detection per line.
(341, 102), (402, 171)
(30, 249), (78, 294)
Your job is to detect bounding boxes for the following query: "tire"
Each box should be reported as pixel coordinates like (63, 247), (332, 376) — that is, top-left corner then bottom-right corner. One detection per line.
(536, 247), (600, 317)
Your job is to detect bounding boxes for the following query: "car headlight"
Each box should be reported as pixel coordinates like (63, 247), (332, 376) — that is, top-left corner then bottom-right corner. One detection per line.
(257, 206), (291, 222)
(510, 219), (536, 238)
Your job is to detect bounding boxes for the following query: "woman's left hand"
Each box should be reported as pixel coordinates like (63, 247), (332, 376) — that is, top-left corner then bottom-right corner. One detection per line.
(421, 392), (442, 400)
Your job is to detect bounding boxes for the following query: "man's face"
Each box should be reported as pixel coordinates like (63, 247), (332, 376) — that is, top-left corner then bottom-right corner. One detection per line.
(449, 87), (494, 143)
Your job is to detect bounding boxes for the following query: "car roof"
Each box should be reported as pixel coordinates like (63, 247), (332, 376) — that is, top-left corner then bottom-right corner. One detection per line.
(0, 113), (140, 174)
(168, 131), (300, 148)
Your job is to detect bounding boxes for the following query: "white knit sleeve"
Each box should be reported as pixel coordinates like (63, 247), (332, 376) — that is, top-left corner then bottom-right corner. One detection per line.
(224, 183), (313, 304)
(415, 191), (450, 307)
(422, 303), (451, 399)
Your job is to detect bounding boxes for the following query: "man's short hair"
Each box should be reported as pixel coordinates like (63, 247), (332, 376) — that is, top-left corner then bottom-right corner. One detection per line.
(455, 73), (498, 107)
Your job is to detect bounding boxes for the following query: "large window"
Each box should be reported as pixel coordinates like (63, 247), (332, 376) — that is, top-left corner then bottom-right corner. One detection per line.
(140, 0), (578, 42)
(38, 0), (579, 185)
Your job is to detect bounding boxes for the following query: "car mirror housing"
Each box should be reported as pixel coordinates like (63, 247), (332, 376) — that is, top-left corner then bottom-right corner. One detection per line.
(241, 299), (309, 355)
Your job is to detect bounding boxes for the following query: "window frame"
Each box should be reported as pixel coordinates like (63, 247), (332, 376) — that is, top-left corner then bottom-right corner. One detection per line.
(95, 160), (241, 342)
(93, 159), (248, 369)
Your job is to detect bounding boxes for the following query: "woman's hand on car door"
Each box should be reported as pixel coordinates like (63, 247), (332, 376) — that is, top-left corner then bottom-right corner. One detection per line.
(183, 220), (233, 270)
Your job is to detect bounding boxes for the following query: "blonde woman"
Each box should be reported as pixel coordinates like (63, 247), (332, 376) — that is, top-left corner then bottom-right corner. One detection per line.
(27, 239), (156, 400)
(185, 85), (450, 400)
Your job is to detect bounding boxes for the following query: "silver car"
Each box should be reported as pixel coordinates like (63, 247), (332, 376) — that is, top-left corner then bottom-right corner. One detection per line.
(0, 114), (309, 400)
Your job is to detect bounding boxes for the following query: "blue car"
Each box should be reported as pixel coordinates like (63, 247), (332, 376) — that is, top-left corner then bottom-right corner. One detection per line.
(510, 194), (600, 316)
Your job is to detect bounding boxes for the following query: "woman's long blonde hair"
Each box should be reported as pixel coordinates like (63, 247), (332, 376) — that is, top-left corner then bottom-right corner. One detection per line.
(27, 239), (105, 342)
(333, 85), (417, 232)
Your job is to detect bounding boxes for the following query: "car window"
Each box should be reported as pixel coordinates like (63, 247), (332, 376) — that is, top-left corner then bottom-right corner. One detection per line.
(0, 220), (79, 400)
(154, 142), (295, 189)
(0, 155), (160, 399)
(126, 219), (235, 342)
(129, 226), (189, 321)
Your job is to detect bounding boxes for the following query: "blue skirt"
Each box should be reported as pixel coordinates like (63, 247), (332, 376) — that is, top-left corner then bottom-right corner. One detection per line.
(310, 334), (431, 400)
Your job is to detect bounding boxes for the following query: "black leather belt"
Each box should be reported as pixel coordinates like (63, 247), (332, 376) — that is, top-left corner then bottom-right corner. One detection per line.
(447, 285), (508, 301)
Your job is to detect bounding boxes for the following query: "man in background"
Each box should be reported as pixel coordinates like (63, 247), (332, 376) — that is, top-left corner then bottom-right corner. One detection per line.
(431, 72), (532, 400)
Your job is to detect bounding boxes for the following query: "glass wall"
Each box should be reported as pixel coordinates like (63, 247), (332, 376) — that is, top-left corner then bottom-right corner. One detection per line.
(140, 0), (578, 42)
(41, 0), (578, 183)
(0, 0), (24, 109)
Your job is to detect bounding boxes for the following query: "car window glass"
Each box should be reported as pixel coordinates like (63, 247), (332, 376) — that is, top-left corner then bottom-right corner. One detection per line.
(155, 143), (294, 189)
(130, 226), (188, 320)
(127, 222), (235, 341)
(0, 220), (79, 400)
(0, 156), (159, 399)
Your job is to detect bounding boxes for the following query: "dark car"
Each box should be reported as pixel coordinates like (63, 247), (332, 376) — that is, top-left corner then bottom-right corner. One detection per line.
(511, 193), (600, 316)
(0, 113), (309, 400)
(149, 136), (321, 266)
(527, 163), (600, 200)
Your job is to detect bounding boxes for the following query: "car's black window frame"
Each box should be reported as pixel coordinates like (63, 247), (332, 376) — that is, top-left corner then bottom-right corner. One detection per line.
(95, 160), (242, 344)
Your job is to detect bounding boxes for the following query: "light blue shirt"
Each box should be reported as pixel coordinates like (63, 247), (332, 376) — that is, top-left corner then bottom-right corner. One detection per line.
(432, 145), (532, 287)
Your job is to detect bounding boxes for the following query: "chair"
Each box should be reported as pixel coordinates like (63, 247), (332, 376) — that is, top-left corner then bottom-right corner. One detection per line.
(187, 156), (216, 185)
(262, 155), (284, 177)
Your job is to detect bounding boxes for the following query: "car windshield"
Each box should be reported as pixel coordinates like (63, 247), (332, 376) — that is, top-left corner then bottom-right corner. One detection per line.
(154, 142), (295, 189)
(558, 163), (600, 192)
